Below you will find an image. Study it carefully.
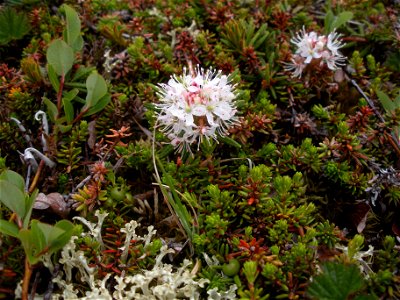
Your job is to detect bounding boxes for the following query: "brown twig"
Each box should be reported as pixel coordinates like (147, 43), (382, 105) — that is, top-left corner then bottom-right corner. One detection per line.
(29, 160), (45, 193)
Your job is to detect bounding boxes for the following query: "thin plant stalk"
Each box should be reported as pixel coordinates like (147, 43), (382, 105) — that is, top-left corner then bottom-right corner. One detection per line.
(152, 124), (195, 253)
(21, 257), (33, 300)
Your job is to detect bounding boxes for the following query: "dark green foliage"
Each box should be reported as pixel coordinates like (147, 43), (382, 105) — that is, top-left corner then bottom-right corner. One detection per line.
(0, 7), (30, 45)
(0, 170), (76, 265)
(307, 262), (373, 300)
(56, 121), (88, 173)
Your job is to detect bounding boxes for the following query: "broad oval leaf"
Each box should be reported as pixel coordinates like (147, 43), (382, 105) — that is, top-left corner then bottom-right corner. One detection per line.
(70, 36), (84, 53)
(18, 228), (41, 265)
(0, 170), (25, 191)
(46, 39), (74, 76)
(48, 220), (75, 253)
(0, 180), (26, 219)
(54, 219), (75, 232)
(30, 220), (47, 252)
(47, 63), (60, 93)
(83, 93), (111, 117)
(36, 221), (64, 246)
(62, 4), (82, 51)
(85, 71), (107, 109)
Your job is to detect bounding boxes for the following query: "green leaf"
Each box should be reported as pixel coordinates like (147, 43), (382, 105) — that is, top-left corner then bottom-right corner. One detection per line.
(395, 94), (400, 107)
(54, 219), (75, 232)
(218, 135), (242, 149)
(36, 221), (63, 245)
(84, 71), (107, 109)
(64, 88), (79, 102)
(18, 229), (37, 264)
(0, 220), (19, 237)
(54, 118), (73, 133)
(63, 98), (74, 122)
(377, 90), (396, 112)
(0, 7), (31, 45)
(162, 174), (194, 240)
(62, 88), (78, 122)
(353, 295), (378, 300)
(324, 10), (335, 34)
(62, 4), (83, 51)
(30, 220), (47, 251)
(307, 262), (365, 300)
(0, 180), (26, 219)
(46, 39), (74, 77)
(43, 97), (58, 122)
(47, 64), (60, 93)
(71, 65), (96, 82)
(332, 11), (353, 31)
(23, 189), (38, 229)
(325, 10), (353, 33)
(0, 170), (25, 191)
(83, 93), (111, 117)
(48, 220), (75, 252)
(18, 220), (74, 265)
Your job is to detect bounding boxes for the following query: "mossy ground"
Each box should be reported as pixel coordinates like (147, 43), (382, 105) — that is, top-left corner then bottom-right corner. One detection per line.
(0, 0), (400, 299)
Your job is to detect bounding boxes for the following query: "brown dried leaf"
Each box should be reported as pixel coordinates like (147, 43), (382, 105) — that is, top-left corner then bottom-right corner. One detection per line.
(88, 120), (97, 149)
(34, 193), (51, 209)
(34, 192), (70, 218)
(392, 221), (400, 237)
(352, 202), (370, 233)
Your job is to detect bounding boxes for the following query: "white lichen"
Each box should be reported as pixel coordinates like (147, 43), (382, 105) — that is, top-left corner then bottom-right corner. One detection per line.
(112, 245), (209, 300)
(52, 211), (211, 299)
(58, 236), (96, 283)
(73, 210), (108, 250)
(207, 284), (238, 300)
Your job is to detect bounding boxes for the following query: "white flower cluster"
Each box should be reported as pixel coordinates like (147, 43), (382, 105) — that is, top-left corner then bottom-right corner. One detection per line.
(284, 27), (346, 78)
(156, 66), (237, 152)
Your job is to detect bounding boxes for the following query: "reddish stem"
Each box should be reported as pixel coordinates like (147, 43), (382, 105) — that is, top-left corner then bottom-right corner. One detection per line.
(21, 258), (33, 300)
(72, 107), (89, 124)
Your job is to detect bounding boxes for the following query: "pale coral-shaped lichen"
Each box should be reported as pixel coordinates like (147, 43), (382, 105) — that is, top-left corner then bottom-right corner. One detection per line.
(113, 245), (209, 300)
(73, 210), (108, 250)
(52, 211), (210, 299)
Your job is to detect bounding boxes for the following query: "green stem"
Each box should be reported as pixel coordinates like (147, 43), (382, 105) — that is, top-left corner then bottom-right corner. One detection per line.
(56, 74), (65, 118)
